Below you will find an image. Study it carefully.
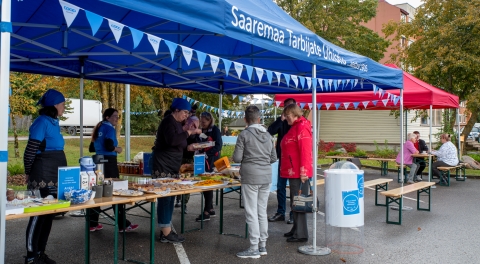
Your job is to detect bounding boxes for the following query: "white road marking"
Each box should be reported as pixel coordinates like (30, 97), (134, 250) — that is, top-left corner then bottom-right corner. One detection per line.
(171, 226), (191, 264)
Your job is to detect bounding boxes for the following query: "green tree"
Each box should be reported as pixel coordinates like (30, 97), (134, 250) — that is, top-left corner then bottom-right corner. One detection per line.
(383, 0), (480, 152)
(276, 0), (390, 61)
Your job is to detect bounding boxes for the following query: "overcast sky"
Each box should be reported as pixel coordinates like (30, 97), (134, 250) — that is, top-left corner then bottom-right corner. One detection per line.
(385, 0), (424, 8)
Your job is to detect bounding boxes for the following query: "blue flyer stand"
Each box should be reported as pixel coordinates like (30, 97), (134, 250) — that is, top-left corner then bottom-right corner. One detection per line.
(194, 154), (205, 175)
(58, 166), (81, 200)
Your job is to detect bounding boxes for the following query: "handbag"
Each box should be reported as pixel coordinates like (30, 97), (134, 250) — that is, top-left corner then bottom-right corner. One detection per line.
(292, 181), (319, 213)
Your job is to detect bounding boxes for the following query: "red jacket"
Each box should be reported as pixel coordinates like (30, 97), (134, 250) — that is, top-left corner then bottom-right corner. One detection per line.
(280, 116), (313, 179)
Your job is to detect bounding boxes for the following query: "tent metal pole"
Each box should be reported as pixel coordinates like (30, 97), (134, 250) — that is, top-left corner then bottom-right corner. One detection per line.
(0, 0), (12, 258)
(429, 105), (432, 182)
(219, 92), (223, 129)
(125, 84), (131, 161)
(298, 64), (330, 256)
(400, 90), (404, 189)
(79, 63), (84, 157)
(457, 108), (460, 157)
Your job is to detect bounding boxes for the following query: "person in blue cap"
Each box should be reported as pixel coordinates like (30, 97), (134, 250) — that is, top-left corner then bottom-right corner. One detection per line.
(24, 88), (66, 264)
(88, 108), (139, 233)
(152, 98), (201, 243)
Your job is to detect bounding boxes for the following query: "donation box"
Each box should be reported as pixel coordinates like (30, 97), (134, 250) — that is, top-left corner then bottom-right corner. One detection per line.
(325, 161), (364, 228)
(194, 154), (205, 175)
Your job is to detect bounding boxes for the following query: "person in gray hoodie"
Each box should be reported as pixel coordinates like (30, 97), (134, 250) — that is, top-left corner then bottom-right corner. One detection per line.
(233, 105), (277, 259)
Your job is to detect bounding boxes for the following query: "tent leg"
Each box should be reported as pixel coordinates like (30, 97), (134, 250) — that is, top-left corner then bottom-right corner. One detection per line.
(219, 84), (223, 129)
(0, 0), (12, 259)
(429, 105), (433, 183)
(79, 61), (84, 157)
(298, 64), (330, 256)
(125, 84), (131, 161)
(400, 90), (404, 188)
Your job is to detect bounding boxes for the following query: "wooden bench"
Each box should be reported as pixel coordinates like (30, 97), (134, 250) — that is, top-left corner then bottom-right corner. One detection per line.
(395, 164), (408, 183)
(381, 182), (435, 225)
(364, 178), (393, 206)
(368, 158), (396, 176)
(436, 163), (466, 186)
(325, 156), (352, 163)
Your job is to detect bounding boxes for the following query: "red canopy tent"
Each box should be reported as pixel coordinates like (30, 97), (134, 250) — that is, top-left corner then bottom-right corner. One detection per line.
(275, 64), (459, 110)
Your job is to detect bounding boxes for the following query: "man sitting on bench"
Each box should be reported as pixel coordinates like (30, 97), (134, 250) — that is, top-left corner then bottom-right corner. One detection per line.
(430, 133), (459, 185)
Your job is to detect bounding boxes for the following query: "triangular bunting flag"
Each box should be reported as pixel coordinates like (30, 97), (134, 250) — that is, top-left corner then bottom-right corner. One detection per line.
(239, 96), (244, 102)
(244, 65), (253, 81)
(318, 78), (323, 91)
(199, 102), (203, 108)
(283, 74), (290, 87)
(328, 79), (333, 91)
(317, 103), (323, 110)
(222, 58), (232, 77)
(209, 55), (220, 73)
(307, 103), (313, 109)
(382, 99), (389, 107)
(325, 103), (332, 110)
(180, 45), (194, 65)
(291, 75), (299, 88)
(333, 80), (338, 91)
(334, 103), (341, 110)
(129, 27), (144, 49)
(84, 10), (103, 36)
(362, 101), (369, 109)
(267, 100), (273, 106)
(372, 100), (378, 106)
(163, 40), (178, 61)
(354, 79), (358, 88)
(346, 79), (351, 89)
(341, 79), (346, 90)
(306, 77), (312, 90)
(394, 96), (400, 105)
(255, 67), (264, 83)
(232, 94), (237, 100)
(343, 102), (350, 109)
(59, 0), (80, 28)
(182, 95), (187, 99)
(195, 50), (207, 70)
(298, 76), (306, 89)
(299, 103), (306, 109)
(233, 62), (244, 78)
(107, 19), (125, 43)
(324, 79), (329, 91)
(274, 72), (282, 86)
(146, 34), (162, 56)
(353, 102), (360, 109)
(337, 79), (342, 90)
(373, 85), (378, 95)
(276, 101), (281, 107)
(265, 70), (273, 85)
(202, 104), (206, 110)
(380, 89), (386, 98)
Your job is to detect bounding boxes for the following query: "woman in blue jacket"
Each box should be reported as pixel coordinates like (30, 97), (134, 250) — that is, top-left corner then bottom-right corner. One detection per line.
(89, 108), (138, 232)
(24, 89), (66, 264)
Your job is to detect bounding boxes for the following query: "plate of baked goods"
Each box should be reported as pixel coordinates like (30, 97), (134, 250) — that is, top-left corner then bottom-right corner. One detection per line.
(193, 179), (226, 189)
(113, 190), (144, 196)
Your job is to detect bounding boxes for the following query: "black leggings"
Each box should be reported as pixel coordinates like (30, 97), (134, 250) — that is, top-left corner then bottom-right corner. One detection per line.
(432, 161), (451, 179)
(203, 191), (214, 213)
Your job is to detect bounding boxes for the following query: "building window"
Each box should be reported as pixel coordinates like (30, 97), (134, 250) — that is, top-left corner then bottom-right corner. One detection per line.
(401, 36), (406, 47)
(421, 109), (443, 127)
(401, 13), (406, 23)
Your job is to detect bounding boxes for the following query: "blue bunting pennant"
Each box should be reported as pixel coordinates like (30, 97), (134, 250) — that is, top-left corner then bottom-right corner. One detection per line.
(196, 50), (207, 70)
(129, 27), (144, 49)
(221, 58), (232, 77)
(334, 103), (341, 110)
(283, 74), (290, 87)
(245, 65), (253, 81)
(265, 70), (273, 85)
(353, 102), (360, 109)
(163, 40), (178, 61)
(298, 76), (305, 89)
(85, 10), (103, 36)
(317, 103), (322, 110)
(372, 100), (378, 106)
(300, 103), (306, 109)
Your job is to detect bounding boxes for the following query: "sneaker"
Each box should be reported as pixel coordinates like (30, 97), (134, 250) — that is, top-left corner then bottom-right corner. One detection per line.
(259, 247), (267, 256)
(208, 210), (216, 217)
(183, 206), (188, 214)
(236, 248), (261, 259)
(160, 230), (185, 243)
(38, 252), (56, 264)
(196, 213), (210, 222)
(268, 213), (285, 222)
(174, 201), (181, 208)
(89, 227), (97, 232)
(415, 176), (423, 182)
(95, 224), (103, 231)
(407, 180), (415, 184)
(119, 224), (139, 232)
(24, 256), (43, 264)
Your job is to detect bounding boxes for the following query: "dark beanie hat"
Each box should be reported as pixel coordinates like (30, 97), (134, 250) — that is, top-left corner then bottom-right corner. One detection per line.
(171, 98), (191, 111)
(37, 89), (65, 107)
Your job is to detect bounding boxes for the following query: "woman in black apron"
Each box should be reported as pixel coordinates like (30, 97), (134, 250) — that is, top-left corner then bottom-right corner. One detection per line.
(152, 98), (201, 243)
(24, 89), (66, 264)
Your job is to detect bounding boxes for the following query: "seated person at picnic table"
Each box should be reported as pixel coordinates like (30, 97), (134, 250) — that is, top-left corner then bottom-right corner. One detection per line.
(413, 131), (428, 181)
(395, 133), (420, 184)
(430, 133), (459, 185)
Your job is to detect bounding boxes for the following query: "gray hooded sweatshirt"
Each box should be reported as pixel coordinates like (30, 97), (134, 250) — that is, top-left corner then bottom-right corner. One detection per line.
(232, 124), (277, 185)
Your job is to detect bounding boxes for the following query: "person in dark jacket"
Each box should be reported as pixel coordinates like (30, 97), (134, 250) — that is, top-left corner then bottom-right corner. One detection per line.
(195, 112), (223, 222)
(24, 89), (66, 264)
(153, 98), (201, 243)
(88, 108), (138, 232)
(413, 131), (428, 181)
(267, 98), (296, 224)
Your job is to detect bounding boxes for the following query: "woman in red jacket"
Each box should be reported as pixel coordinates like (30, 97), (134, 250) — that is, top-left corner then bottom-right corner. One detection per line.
(280, 103), (313, 243)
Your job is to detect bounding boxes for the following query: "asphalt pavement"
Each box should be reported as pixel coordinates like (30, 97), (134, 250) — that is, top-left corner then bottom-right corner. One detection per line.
(5, 168), (480, 263)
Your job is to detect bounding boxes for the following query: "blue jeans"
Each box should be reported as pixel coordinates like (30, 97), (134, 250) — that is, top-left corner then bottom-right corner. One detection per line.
(157, 196), (175, 228)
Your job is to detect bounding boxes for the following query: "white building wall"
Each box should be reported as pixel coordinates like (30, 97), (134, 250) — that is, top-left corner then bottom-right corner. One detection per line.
(317, 110), (442, 146)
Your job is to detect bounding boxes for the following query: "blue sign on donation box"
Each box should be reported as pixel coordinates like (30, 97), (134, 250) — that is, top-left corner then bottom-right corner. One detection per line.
(342, 190), (360, 215)
(357, 174), (364, 199)
(58, 166), (81, 200)
(194, 154), (205, 175)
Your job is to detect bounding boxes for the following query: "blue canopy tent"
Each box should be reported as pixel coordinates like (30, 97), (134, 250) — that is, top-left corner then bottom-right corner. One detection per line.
(0, 0), (404, 260)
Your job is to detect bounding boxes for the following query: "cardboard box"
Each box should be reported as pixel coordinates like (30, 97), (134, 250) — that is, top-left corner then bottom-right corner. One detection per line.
(214, 156), (230, 172)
